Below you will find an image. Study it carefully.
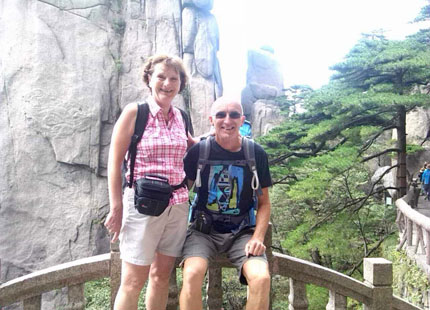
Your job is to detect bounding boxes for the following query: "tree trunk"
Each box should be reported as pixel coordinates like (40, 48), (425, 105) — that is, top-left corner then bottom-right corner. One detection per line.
(396, 105), (407, 198)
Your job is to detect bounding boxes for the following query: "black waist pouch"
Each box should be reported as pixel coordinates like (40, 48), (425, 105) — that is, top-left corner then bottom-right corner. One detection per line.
(134, 174), (172, 216)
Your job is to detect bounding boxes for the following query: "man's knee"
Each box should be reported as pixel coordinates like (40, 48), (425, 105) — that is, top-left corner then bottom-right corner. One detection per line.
(248, 270), (270, 289)
(243, 260), (270, 289)
(182, 257), (208, 287)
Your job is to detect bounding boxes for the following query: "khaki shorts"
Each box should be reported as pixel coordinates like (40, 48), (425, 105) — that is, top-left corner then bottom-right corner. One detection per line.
(119, 187), (189, 266)
(182, 226), (267, 285)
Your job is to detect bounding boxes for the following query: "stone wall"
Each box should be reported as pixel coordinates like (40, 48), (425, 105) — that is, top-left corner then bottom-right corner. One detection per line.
(0, 0), (220, 287)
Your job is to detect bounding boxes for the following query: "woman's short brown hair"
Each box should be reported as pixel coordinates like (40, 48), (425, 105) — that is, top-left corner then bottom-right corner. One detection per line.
(142, 54), (188, 93)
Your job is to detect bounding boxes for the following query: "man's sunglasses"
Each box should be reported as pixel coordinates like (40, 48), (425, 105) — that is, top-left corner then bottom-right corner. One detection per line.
(214, 111), (242, 119)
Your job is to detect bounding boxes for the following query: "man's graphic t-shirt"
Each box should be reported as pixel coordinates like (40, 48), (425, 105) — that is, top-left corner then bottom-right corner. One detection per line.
(184, 138), (272, 232)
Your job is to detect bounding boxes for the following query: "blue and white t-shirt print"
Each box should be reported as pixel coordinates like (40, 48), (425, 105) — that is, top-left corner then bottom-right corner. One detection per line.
(207, 164), (244, 215)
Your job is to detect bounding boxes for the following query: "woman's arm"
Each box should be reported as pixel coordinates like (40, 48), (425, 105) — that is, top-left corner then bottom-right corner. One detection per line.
(104, 103), (138, 242)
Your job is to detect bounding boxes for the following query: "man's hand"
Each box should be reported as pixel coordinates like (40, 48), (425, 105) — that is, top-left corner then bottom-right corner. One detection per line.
(245, 237), (266, 257)
(104, 208), (123, 242)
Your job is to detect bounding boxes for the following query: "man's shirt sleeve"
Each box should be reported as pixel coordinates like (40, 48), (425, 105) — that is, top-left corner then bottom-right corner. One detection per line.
(184, 142), (200, 181)
(255, 143), (272, 189)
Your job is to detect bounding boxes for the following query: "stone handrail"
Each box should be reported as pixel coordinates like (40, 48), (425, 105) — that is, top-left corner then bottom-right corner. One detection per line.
(0, 254), (110, 309)
(396, 193), (430, 266)
(0, 228), (423, 310)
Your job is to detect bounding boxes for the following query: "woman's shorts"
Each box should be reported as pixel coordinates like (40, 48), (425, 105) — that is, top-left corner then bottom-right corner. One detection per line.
(119, 187), (189, 266)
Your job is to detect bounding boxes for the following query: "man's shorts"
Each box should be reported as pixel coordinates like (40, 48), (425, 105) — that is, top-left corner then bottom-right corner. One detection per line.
(119, 187), (189, 266)
(181, 226), (267, 285)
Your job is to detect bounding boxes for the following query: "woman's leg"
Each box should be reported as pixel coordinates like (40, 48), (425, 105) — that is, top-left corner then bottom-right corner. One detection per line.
(114, 261), (150, 310)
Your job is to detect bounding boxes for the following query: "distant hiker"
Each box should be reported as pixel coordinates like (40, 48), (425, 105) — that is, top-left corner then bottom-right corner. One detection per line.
(410, 178), (420, 208)
(180, 97), (272, 310)
(421, 164), (430, 200)
(418, 162), (427, 196)
(104, 54), (195, 310)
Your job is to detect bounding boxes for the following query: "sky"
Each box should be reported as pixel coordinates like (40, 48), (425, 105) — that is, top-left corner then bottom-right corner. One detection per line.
(212, 0), (429, 95)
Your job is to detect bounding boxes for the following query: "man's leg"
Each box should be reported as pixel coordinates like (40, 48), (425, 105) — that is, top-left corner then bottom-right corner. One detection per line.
(180, 257), (209, 310)
(114, 261), (150, 310)
(242, 259), (271, 310)
(425, 184), (430, 200)
(426, 184), (430, 200)
(146, 252), (177, 310)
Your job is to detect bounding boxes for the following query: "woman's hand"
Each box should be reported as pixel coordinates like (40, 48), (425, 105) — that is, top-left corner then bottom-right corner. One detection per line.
(104, 207), (123, 242)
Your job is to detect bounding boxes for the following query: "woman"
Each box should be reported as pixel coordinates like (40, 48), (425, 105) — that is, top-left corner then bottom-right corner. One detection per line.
(104, 54), (195, 310)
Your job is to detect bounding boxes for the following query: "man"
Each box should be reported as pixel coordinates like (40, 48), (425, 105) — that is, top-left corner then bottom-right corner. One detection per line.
(180, 97), (272, 310)
(421, 163), (430, 200)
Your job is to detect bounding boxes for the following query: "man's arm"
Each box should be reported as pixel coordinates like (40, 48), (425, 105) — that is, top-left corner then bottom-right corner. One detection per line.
(245, 187), (271, 256)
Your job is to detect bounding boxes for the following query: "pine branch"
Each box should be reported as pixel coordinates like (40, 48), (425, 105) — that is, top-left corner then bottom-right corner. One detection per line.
(358, 124), (397, 156)
(272, 174), (298, 185)
(361, 148), (401, 162)
(347, 232), (395, 276)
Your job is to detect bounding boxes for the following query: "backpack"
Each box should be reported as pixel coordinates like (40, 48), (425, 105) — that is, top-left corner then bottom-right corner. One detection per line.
(124, 102), (192, 189)
(190, 136), (262, 233)
(239, 120), (252, 138)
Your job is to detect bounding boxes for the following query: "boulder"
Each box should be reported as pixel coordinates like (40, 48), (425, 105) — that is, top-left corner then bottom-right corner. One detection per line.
(246, 48), (284, 98)
(241, 47), (285, 137)
(252, 100), (283, 137)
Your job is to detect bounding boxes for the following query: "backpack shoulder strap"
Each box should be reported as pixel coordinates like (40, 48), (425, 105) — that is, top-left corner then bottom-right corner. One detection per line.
(178, 108), (194, 136)
(194, 136), (212, 189)
(127, 102), (150, 188)
(242, 137), (262, 196)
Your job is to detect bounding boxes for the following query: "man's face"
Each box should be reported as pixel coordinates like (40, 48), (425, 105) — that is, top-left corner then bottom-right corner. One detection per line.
(209, 101), (245, 140)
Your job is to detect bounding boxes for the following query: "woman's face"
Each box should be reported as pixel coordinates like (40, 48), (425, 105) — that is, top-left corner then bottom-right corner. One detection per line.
(149, 63), (181, 106)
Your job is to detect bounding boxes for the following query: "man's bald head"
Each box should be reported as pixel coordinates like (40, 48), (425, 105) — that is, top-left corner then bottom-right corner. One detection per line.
(210, 96), (243, 116)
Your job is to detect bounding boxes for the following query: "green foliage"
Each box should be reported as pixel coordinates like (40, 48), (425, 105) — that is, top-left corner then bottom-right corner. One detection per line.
(85, 278), (146, 310)
(85, 278), (110, 309)
(386, 247), (430, 307)
(406, 144), (425, 154)
(307, 285), (328, 310)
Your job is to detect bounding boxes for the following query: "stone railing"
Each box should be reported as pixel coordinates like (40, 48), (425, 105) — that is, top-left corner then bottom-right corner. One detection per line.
(396, 190), (430, 273)
(0, 226), (423, 310)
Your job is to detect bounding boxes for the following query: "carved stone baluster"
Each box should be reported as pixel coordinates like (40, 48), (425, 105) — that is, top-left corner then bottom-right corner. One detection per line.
(407, 218), (413, 247)
(66, 283), (85, 310)
(363, 258), (393, 310)
(288, 278), (308, 310)
(167, 269), (179, 310)
(416, 225), (425, 254)
(23, 295), (42, 310)
(426, 229), (430, 265)
(326, 290), (347, 310)
(207, 267), (223, 310)
(110, 240), (121, 309)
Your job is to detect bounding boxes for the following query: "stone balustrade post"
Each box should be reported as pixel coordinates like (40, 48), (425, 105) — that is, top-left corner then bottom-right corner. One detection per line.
(110, 240), (121, 309)
(66, 283), (85, 310)
(23, 295), (41, 310)
(363, 258), (393, 310)
(207, 267), (223, 310)
(326, 290), (347, 310)
(167, 269), (179, 310)
(288, 278), (309, 310)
